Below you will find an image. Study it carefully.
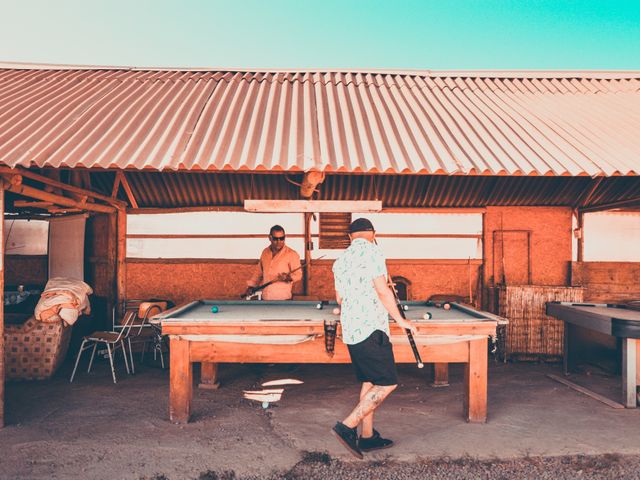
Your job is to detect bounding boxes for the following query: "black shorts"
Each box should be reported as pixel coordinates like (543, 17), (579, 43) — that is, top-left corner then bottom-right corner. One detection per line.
(347, 330), (398, 386)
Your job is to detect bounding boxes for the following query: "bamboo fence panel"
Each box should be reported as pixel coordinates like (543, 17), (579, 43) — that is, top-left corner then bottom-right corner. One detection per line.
(499, 285), (585, 360)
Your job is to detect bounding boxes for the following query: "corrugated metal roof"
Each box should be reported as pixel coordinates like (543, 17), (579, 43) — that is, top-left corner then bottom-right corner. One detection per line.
(85, 171), (640, 209)
(0, 65), (639, 175)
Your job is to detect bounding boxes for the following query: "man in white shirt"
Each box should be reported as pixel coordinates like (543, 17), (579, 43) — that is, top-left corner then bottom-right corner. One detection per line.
(331, 218), (417, 459)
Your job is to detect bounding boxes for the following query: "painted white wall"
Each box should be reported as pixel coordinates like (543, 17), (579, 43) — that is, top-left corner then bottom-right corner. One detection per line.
(127, 212), (482, 260)
(583, 212), (640, 261)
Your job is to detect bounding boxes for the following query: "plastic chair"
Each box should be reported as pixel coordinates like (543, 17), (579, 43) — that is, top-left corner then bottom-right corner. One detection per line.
(69, 309), (137, 383)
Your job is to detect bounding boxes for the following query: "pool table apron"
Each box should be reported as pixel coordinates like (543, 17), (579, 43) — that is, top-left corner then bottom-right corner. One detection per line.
(167, 332), (491, 425)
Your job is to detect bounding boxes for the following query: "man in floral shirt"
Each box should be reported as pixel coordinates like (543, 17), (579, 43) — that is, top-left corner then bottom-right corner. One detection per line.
(331, 218), (417, 459)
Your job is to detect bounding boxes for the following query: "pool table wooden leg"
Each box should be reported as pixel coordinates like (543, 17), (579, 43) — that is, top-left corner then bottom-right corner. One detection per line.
(431, 363), (450, 387)
(199, 362), (220, 390)
(622, 338), (637, 408)
(464, 337), (488, 423)
(169, 337), (193, 424)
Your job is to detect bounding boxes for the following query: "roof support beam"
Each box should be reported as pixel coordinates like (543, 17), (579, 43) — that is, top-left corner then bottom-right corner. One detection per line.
(244, 200), (382, 213)
(573, 177), (605, 209)
(0, 166), (125, 207)
(579, 196), (640, 213)
(2, 175), (116, 214)
(117, 171), (139, 209)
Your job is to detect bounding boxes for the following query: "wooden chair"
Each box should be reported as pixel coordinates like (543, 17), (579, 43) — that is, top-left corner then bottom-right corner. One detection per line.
(69, 309), (137, 383)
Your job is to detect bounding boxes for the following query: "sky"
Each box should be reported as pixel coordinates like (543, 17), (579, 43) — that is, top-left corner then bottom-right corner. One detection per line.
(0, 0), (639, 70)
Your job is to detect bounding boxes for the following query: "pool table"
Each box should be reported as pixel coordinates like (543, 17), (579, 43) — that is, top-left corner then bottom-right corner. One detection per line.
(152, 300), (503, 424)
(546, 301), (640, 407)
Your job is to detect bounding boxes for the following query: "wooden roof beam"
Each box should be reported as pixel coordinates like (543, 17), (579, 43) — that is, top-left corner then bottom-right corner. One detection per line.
(579, 195), (640, 213)
(2, 175), (116, 214)
(0, 166), (126, 207)
(117, 171), (139, 209)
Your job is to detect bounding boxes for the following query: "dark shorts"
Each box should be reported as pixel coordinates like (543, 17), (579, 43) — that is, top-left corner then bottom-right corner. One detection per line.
(347, 330), (398, 386)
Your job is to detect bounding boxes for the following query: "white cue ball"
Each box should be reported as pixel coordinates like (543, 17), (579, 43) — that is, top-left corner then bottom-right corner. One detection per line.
(423, 312), (432, 320)
(316, 303), (323, 310)
(402, 304), (409, 311)
(332, 307), (341, 315)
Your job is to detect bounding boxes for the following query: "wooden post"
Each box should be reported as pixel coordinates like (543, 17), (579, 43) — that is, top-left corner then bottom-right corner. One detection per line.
(576, 211), (584, 263)
(464, 337), (488, 423)
(107, 213), (118, 321)
(0, 184), (4, 428)
(199, 362), (220, 390)
(116, 208), (127, 316)
(169, 337), (193, 424)
(303, 213), (312, 296)
(622, 338), (638, 408)
(431, 363), (450, 387)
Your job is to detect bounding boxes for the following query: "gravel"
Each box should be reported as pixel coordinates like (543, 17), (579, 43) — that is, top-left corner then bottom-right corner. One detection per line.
(145, 453), (640, 480)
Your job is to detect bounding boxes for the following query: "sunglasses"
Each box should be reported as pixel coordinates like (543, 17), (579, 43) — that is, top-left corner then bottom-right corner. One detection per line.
(271, 235), (286, 241)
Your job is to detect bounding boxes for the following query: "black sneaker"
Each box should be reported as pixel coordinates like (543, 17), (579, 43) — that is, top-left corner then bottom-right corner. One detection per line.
(331, 421), (363, 459)
(358, 429), (394, 452)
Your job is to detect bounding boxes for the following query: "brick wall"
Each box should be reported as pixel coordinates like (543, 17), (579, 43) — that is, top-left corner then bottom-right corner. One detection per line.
(127, 259), (481, 306)
(484, 206), (572, 287)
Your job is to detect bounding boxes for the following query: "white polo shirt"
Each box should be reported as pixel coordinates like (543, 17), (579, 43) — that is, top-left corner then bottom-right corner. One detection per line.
(332, 238), (390, 344)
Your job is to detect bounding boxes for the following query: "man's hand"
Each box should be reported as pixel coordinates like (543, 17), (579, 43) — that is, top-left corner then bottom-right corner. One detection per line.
(397, 319), (418, 336)
(277, 272), (292, 282)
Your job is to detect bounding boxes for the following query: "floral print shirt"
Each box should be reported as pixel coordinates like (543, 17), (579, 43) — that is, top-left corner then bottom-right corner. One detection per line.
(332, 238), (390, 344)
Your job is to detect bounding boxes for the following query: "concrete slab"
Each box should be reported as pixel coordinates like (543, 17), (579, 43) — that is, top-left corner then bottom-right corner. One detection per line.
(1, 360), (639, 479)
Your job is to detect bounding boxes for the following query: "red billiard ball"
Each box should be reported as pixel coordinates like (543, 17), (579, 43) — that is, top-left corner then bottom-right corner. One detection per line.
(332, 307), (341, 315)
(443, 303), (451, 310)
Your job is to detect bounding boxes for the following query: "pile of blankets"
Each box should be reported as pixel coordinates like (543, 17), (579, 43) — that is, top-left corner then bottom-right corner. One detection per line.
(34, 277), (93, 326)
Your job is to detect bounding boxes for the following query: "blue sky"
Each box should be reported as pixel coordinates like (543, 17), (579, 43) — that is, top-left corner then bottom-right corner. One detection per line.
(1, 0), (639, 70)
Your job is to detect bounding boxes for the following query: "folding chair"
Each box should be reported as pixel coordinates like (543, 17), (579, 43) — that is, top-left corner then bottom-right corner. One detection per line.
(69, 309), (137, 383)
(127, 301), (168, 372)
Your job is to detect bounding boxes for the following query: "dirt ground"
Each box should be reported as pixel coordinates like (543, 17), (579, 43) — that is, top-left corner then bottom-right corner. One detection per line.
(2, 358), (640, 479)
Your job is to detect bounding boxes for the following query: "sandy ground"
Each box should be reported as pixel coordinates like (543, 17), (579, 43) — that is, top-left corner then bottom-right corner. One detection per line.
(2, 358), (640, 479)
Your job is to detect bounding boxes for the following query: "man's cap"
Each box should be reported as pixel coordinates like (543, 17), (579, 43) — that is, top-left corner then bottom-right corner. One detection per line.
(348, 218), (375, 233)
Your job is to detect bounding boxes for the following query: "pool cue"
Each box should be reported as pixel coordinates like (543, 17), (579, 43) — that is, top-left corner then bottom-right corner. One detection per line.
(242, 255), (326, 298)
(373, 239), (424, 368)
(388, 278), (424, 369)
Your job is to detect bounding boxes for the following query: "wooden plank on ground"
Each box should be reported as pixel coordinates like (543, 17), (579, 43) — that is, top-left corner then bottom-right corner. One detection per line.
(546, 373), (625, 409)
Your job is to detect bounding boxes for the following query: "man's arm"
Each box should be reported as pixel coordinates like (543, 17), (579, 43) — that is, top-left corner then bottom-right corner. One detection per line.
(288, 252), (303, 283)
(373, 275), (417, 335)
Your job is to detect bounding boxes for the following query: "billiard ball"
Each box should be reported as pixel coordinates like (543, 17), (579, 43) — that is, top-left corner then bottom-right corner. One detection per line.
(316, 302), (323, 310)
(211, 306), (219, 313)
(443, 303), (451, 310)
(423, 312), (432, 320)
(332, 307), (341, 315)
(402, 304), (409, 311)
